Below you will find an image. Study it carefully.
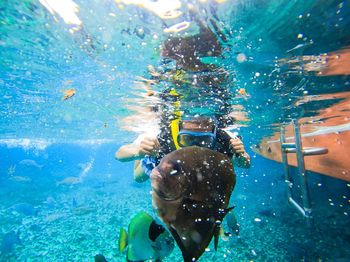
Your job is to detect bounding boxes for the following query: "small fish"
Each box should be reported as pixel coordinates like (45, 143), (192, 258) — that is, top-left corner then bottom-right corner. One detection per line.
(61, 88), (76, 100)
(258, 208), (275, 218)
(10, 203), (37, 216)
(94, 254), (107, 262)
(1, 230), (20, 254)
(72, 197), (78, 208)
(56, 176), (82, 186)
(44, 213), (66, 223)
(9, 175), (31, 183)
(225, 209), (240, 236)
(74, 206), (94, 216)
(118, 212), (174, 262)
(18, 159), (43, 169)
(237, 88), (248, 96)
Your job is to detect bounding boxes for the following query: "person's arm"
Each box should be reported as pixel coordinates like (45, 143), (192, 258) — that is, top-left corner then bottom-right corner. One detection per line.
(134, 160), (149, 183)
(115, 144), (141, 162)
(115, 136), (160, 162)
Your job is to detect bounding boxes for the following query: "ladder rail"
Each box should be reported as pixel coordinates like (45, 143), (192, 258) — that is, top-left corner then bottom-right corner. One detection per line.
(293, 119), (314, 227)
(280, 119), (328, 227)
(280, 126), (293, 201)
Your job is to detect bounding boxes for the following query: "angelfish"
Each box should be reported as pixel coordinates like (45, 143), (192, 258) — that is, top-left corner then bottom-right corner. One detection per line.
(118, 212), (174, 262)
(150, 146), (236, 262)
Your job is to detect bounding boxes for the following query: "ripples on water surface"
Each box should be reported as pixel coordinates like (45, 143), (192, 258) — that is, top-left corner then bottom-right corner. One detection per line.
(0, 0), (350, 261)
(0, 0), (348, 143)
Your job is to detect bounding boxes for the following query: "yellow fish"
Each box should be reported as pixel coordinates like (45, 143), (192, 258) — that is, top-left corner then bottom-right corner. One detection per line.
(119, 212), (174, 261)
(237, 88), (247, 96)
(61, 88), (76, 100)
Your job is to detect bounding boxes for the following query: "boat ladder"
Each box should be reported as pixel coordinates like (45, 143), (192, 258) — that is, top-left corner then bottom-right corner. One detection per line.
(280, 119), (328, 227)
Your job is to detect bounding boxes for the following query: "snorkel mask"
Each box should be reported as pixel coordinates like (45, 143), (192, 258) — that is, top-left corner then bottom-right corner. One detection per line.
(176, 118), (217, 149)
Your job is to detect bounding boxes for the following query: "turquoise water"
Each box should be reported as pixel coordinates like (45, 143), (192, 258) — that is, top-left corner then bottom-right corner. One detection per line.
(1, 0), (350, 261)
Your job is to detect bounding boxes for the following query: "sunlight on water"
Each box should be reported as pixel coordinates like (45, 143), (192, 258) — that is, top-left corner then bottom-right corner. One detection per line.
(39, 0), (82, 30)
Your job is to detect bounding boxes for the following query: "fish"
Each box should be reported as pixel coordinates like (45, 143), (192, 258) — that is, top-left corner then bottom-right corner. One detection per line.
(44, 213), (66, 223)
(258, 208), (275, 218)
(18, 159), (43, 169)
(73, 206), (94, 216)
(10, 203), (37, 216)
(237, 88), (248, 96)
(118, 211), (174, 262)
(56, 176), (82, 186)
(1, 230), (20, 255)
(150, 146), (236, 262)
(94, 254), (107, 262)
(9, 175), (31, 183)
(225, 209), (240, 236)
(72, 197), (78, 208)
(61, 88), (76, 100)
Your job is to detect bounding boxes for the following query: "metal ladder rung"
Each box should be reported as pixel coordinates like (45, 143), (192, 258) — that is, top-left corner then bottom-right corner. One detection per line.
(281, 143), (297, 149)
(284, 147), (328, 156)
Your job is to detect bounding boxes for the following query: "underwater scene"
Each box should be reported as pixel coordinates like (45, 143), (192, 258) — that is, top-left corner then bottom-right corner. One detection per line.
(1, 0), (350, 261)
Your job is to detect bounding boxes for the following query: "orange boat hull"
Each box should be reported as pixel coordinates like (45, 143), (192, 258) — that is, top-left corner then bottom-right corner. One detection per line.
(255, 92), (350, 182)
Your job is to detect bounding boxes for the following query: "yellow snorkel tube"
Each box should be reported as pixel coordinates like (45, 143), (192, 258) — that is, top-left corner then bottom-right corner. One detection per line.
(169, 89), (182, 150)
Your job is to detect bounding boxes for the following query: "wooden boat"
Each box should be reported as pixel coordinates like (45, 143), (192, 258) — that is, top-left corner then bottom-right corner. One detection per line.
(255, 92), (350, 182)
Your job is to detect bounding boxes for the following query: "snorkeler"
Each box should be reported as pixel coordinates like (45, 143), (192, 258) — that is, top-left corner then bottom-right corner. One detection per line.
(115, 116), (250, 182)
(116, 7), (249, 181)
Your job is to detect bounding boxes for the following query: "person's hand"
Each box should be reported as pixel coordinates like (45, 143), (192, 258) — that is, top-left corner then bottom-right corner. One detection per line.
(229, 137), (246, 155)
(229, 136), (251, 168)
(138, 137), (160, 157)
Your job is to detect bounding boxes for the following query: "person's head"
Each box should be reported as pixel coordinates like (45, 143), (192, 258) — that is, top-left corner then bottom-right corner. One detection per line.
(176, 116), (217, 149)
